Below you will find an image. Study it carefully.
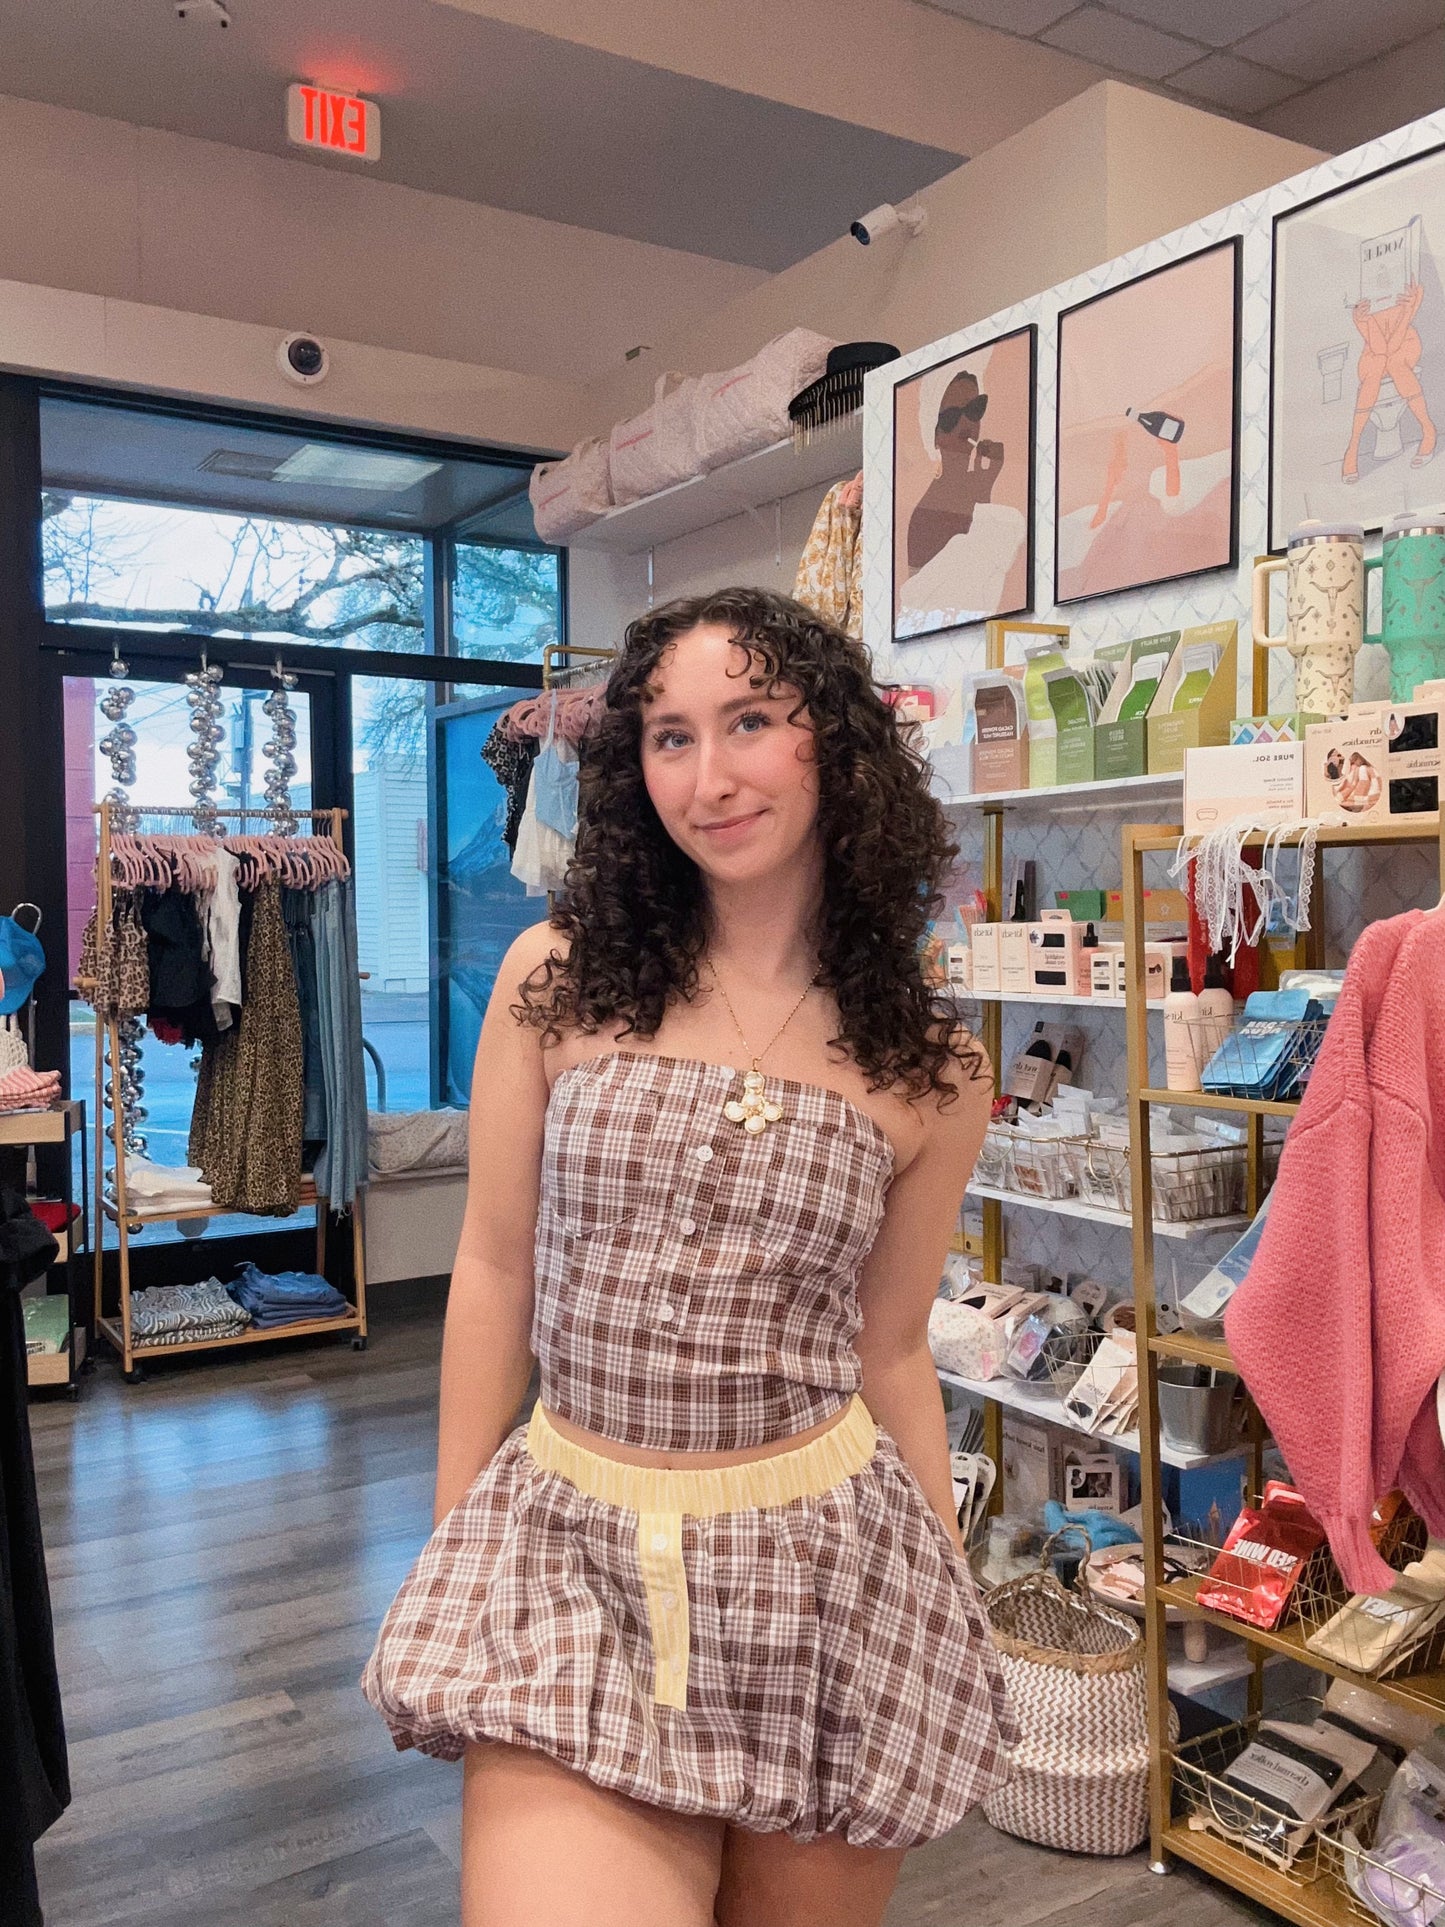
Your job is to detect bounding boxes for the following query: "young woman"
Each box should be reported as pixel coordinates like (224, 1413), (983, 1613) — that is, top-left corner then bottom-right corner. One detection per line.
(363, 587), (1015, 1926)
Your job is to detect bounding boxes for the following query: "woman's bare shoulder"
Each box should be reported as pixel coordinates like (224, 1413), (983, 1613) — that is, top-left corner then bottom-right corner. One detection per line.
(501, 917), (572, 983)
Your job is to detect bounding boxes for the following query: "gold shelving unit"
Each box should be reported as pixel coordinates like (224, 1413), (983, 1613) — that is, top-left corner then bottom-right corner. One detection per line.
(1122, 810), (1445, 1919)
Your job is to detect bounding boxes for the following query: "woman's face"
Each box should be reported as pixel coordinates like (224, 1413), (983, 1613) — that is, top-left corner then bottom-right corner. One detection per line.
(639, 623), (820, 886)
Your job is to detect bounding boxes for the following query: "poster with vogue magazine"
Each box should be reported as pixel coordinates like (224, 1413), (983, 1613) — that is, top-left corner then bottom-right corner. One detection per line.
(892, 324), (1035, 640)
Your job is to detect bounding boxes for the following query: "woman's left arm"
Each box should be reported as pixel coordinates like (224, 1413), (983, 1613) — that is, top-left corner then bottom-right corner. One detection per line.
(854, 1060), (992, 1555)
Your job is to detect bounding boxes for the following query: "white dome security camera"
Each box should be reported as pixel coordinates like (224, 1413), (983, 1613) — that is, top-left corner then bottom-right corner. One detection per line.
(849, 202), (928, 246)
(277, 334), (330, 386)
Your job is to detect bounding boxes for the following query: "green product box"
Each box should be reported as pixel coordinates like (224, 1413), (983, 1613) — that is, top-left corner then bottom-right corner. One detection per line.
(1229, 713), (1323, 745)
(1094, 633), (1179, 780)
(1045, 666), (1096, 785)
(1054, 888), (1108, 922)
(1024, 640), (1069, 788)
(1147, 621), (1239, 775)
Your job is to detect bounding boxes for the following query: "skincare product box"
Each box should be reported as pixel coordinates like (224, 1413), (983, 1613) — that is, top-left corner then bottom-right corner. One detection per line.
(1183, 741), (1306, 835)
(970, 922), (1002, 994)
(1144, 942), (1186, 1003)
(970, 671), (1028, 794)
(946, 943), (972, 989)
(1304, 701), (1443, 825)
(1028, 909), (1087, 996)
(1044, 666), (1096, 786)
(1095, 633), (1179, 780)
(1091, 946), (1123, 998)
(1023, 640), (1069, 788)
(1102, 887), (1189, 927)
(1230, 713), (1322, 747)
(998, 922), (1032, 995)
(1147, 621), (1239, 775)
(924, 683), (973, 803)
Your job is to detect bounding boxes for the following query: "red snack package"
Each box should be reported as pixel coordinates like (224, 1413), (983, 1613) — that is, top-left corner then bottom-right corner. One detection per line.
(1197, 1482), (1325, 1629)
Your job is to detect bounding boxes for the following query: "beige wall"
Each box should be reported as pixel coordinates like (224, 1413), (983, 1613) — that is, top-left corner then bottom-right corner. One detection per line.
(571, 84), (1324, 652)
(585, 84), (1323, 434)
(0, 90), (762, 390)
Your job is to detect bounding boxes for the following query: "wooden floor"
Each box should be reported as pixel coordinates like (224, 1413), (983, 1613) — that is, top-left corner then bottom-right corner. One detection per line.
(28, 1286), (1269, 1926)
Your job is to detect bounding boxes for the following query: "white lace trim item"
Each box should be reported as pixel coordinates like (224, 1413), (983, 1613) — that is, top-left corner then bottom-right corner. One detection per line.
(1171, 818), (1318, 966)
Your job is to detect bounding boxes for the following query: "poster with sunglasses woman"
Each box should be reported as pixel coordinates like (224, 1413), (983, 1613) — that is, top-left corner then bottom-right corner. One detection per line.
(892, 325), (1035, 641)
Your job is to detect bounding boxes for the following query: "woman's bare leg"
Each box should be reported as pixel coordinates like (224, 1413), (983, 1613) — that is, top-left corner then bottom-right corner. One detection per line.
(462, 1742), (725, 1927)
(714, 1823), (906, 1927)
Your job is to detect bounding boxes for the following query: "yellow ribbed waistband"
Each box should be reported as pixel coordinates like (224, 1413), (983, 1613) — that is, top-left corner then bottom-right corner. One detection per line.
(524, 1395), (877, 1517)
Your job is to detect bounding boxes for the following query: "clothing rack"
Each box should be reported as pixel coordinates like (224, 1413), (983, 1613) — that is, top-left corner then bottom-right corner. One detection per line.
(89, 800), (367, 1379)
(541, 642), (613, 689)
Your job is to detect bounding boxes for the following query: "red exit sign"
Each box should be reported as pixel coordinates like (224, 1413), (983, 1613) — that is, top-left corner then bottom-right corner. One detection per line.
(286, 83), (380, 162)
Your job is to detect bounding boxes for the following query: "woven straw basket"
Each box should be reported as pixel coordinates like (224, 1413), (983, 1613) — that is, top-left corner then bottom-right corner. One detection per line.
(982, 1530), (1161, 1856)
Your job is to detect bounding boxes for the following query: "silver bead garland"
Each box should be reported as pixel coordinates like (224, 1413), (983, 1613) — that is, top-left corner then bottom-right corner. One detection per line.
(261, 666), (300, 834)
(98, 648), (139, 835)
(185, 660), (225, 833)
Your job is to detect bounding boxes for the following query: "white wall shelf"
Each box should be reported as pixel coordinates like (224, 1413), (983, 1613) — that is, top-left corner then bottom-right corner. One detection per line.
(937, 1367), (1245, 1472)
(566, 417), (862, 555)
(961, 989), (1138, 1010)
(966, 1181), (1247, 1242)
(942, 772), (1184, 815)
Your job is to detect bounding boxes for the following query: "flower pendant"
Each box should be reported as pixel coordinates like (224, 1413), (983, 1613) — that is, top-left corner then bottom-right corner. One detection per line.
(723, 1068), (783, 1135)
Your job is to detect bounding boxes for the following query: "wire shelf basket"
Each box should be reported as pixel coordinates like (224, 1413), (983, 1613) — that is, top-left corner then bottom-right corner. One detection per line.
(1193, 1014), (1329, 1104)
(1173, 1714), (1380, 1881)
(1064, 1139), (1248, 1221)
(1294, 1508), (1445, 1684)
(1041, 1325), (1104, 1398)
(1318, 1804), (1445, 1926)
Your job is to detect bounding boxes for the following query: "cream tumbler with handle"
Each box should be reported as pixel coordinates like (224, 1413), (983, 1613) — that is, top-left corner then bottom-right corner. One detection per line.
(1252, 520), (1366, 714)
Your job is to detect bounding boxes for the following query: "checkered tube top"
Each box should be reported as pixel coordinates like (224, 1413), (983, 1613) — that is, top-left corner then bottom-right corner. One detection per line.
(532, 1051), (897, 1452)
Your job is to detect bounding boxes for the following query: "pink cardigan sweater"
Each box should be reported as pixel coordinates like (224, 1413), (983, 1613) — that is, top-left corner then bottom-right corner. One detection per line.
(1226, 908), (1445, 1594)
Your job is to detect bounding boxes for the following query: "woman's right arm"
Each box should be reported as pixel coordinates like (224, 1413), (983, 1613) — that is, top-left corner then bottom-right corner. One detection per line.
(433, 919), (562, 1527)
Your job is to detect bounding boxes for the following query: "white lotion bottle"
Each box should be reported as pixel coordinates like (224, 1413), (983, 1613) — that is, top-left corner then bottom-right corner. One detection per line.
(1163, 955), (1202, 1092)
(1195, 955), (1235, 1071)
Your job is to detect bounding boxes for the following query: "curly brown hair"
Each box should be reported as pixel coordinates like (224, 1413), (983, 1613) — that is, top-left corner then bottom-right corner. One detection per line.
(514, 586), (984, 1101)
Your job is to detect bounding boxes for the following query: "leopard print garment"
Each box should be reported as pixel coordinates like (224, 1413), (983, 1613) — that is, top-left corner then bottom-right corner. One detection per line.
(189, 880), (303, 1215)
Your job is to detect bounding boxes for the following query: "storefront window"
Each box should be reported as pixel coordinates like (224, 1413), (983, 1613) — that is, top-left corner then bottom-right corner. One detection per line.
(453, 540), (561, 663)
(44, 495), (426, 652)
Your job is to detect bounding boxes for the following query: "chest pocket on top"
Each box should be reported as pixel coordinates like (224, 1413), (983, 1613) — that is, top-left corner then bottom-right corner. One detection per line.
(747, 1115), (892, 1273)
(542, 1061), (661, 1238)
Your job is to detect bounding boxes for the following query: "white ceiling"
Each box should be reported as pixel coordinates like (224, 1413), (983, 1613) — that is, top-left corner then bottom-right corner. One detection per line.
(921, 0), (1444, 117)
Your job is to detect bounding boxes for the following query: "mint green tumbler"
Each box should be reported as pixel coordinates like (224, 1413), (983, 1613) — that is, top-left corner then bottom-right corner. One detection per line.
(1365, 513), (1445, 700)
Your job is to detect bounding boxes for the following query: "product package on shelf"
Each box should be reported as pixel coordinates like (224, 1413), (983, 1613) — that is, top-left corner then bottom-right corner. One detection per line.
(1304, 701), (1443, 826)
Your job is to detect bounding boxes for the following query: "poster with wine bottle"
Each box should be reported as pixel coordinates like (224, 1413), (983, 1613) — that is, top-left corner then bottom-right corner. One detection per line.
(1054, 238), (1241, 605)
(1269, 143), (1445, 550)
(892, 324), (1036, 640)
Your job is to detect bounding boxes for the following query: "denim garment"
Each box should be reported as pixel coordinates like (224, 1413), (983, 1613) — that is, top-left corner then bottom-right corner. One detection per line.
(531, 697), (579, 840)
(229, 1261), (349, 1326)
(282, 887), (327, 1145)
(312, 878), (367, 1211)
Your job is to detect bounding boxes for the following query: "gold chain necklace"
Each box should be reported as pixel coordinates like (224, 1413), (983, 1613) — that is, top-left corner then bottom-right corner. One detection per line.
(704, 956), (819, 1135)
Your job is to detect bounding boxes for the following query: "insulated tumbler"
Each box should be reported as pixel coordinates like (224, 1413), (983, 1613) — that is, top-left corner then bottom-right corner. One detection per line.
(1252, 519), (1366, 715)
(1364, 512), (1445, 700)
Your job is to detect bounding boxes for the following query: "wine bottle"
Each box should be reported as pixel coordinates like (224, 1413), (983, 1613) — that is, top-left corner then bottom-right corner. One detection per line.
(1126, 407), (1184, 444)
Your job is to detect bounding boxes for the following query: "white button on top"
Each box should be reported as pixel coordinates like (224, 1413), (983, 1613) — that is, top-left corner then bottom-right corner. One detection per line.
(661, 1590), (678, 1610)
(694, 1145), (714, 1162)
(652, 1532), (669, 1552)
(678, 1218), (697, 1236)
(656, 1304), (676, 1323)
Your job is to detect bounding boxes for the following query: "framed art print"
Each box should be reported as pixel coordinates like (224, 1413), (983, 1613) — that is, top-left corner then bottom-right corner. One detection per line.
(1270, 143), (1445, 551)
(892, 323), (1035, 640)
(1055, 238), (1240, 605)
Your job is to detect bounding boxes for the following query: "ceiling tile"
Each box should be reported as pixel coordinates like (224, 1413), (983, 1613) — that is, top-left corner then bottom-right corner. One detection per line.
(1170, 50), (1305, 111)
(1041, 5), (1204, 79)
(1106, 0), (1298, 48)
(1233, 0), (1445, 82)
(918, 0), (1078, 31)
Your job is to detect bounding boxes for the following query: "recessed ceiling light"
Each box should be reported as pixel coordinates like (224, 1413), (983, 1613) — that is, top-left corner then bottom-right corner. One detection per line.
(271, 445), (444, 491)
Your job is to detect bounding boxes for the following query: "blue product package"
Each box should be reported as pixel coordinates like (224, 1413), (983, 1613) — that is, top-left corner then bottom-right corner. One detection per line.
(1200, 990), (1324, 1101)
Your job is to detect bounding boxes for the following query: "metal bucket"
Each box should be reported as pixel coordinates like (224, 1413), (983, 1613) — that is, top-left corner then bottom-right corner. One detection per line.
(1157, 1364), (1241, 1458)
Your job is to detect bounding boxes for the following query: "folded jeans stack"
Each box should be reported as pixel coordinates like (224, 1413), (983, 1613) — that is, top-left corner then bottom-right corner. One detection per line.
(228, 1262), (350, 1328)
(128, 1279), (251, 1348)
(0, 1067), (60, 1115)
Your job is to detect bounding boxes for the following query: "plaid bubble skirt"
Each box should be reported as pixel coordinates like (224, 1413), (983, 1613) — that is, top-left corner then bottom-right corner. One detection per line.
(362, 1397), (1017, 1849)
